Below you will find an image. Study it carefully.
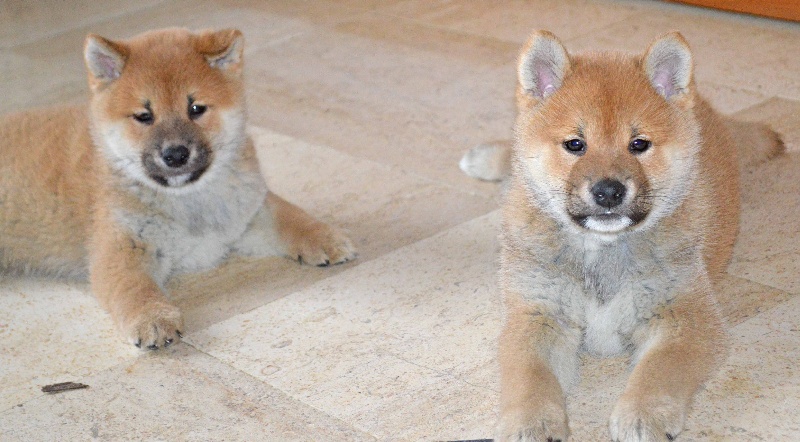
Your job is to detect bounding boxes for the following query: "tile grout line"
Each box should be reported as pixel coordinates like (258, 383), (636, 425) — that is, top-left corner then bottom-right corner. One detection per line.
(369, 3), (640, 49)
(5, 0), (170, 50)
(186, 207), (501, 338)
(250, 124), (501, 203)
(720, 272), (797, 326)
(181, 340), (381, 441)
(727, 269), (800, 297)
(385, 350), (499, 395)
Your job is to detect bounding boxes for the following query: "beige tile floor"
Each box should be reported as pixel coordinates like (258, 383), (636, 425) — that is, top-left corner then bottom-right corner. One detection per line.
(0, 0), (798, 440)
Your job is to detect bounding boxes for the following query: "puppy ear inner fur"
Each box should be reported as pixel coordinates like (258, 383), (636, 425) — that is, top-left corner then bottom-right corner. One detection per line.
(196, 29), (244, 74)
(643, 32), (694, 100)
(84, 35), (127, 88)
(517, 30), (571, 100)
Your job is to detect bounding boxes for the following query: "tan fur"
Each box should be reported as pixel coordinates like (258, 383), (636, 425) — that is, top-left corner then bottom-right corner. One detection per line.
(472, 31), (785, 441)
(266, 192), (355, 266)
(0, 28), (356, 349)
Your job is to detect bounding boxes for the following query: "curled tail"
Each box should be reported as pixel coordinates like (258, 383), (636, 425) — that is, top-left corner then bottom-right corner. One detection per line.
(724, 117), (785, 169)
(458, 139), (513, 182)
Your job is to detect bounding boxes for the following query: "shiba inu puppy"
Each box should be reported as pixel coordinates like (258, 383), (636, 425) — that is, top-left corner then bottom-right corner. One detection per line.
(0, 28), (356, 350)
(461, 31), (783, 441)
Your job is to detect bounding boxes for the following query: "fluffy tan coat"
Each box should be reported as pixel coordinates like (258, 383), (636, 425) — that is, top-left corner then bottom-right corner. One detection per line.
(462, 31), (783, 442)
(0, 28), (356, 349)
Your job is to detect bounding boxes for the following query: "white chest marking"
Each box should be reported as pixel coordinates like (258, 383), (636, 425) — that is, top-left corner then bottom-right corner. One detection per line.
(116, 168), (266, 285)
(583, 297), (636, 357)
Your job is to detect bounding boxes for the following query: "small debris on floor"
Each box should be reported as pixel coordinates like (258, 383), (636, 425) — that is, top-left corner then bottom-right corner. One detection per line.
(442, 439), (493, 442)
(41, 382), (89, 394)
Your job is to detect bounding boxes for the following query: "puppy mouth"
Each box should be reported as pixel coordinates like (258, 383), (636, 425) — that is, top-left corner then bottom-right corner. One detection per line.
(142, 148), (212, 188)
(571, 212), (648, 233)
(148, 164), (209, 188)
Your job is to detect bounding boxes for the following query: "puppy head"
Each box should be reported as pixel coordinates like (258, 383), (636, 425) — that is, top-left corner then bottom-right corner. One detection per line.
(513, 31), (701, 236)
(84, 28), (246, 191)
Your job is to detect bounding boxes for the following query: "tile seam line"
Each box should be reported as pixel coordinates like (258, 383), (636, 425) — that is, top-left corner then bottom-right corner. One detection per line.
(370, 7), (642, 49)
(382, 349), (499, 395)
(0, 349), (374, 441)
(727, 272), (800, 298)
(721, 279), (800, 325)
(725, 270), (800, 296)
(5, 1), (168, 50)
(5, 2), (378, 52)
(247, 6), (388, 52)
(700, 80), (798, 103)
(772, 93), (800, 105)
(0, 354), (137, 414)
(560, 13), (645, 46)
(183, 340), (388, 441)
(364, 9), (519, 46)
(250, 125), (501, 200)
(188, 209), (501, 336)
(719, 275), (797, 326)
(700, 81), (767, 96)
(184, 340), (381, 441)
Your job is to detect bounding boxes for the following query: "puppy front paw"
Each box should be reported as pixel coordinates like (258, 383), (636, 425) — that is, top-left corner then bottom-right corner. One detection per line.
(609, 395), (686, 442)
(289, 222), (356, 267)
(123, 301), (185, 350)
(496, 402), (569, 442)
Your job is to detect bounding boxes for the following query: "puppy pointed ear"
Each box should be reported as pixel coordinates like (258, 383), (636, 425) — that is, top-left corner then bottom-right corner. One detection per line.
(643, 32), (694, 100)
(517, 30), (571, 100)
(195, 29), (244, 75)
(84, 34), (127, 88)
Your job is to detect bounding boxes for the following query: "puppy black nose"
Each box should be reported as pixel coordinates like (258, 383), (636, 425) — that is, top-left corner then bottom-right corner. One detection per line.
(161, 145), (190, 168)
(591, 179), (626, 208)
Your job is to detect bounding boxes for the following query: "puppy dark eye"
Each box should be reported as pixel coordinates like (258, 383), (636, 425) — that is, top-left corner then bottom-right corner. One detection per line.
(188, 104), (207, 119)
(629, 138), (651, 154)
(563, 138), (586, 155)
(133, 112), (154, 125)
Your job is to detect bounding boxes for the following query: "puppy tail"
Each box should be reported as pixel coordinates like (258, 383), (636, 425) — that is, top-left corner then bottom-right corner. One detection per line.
(459, 140), (513, 182)
(725, 117), (786, 169)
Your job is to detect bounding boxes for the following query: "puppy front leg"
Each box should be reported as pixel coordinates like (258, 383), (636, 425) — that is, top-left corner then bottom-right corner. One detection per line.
(234, 191), (356, 266)
(609, 291), (727, 442)
(497, 299), (581, 442)
(90, 225), (183, 350)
